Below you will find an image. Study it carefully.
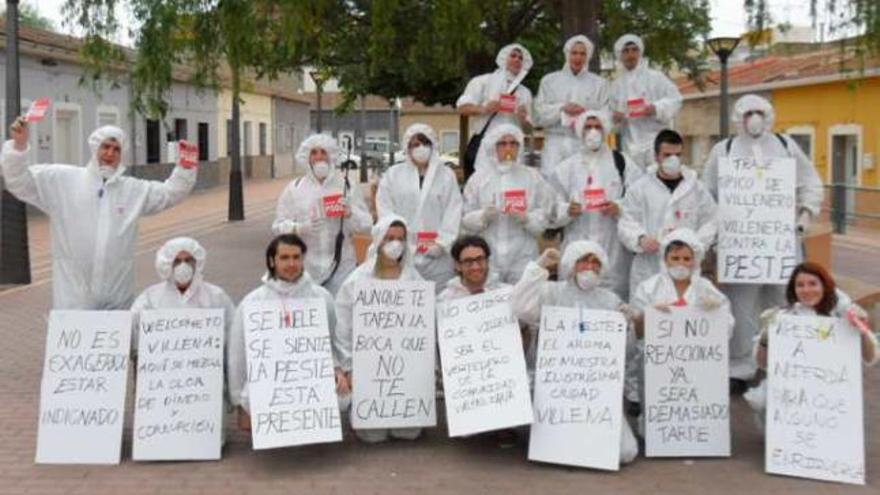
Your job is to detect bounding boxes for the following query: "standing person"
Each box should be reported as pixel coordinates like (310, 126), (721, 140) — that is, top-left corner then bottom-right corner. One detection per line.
(548, 109), (642, 300)
(272, 134), (372, 295)
(533, 34), (610, 179)
(1, 120), (196, 310)
(461, 123), (551, 284)
(457, 43), (534, 174)
(334, 215), (426, 443)
(376, 124), (462, 292)
(511, 240), (640, 464)
(131, 237), (235, 352)
(618, 129), (718, 300)
(629, 229), (734, 421)
(610, 34), (683, 170)
(702, 94), (824, 391)
(745, 262), (877, 430)
(227, 234), (340, 431)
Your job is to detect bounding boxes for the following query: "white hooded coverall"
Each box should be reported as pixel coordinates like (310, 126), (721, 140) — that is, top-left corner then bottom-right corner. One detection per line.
(548, 109), (643, 300)
(511, 240), (639, 464)
(461, 124), (551, 284)
(376, 124), (463, 291)
(0, 125), (196, 309)
(618, 162), (718, 299)
(628, 228), (734, 405)
(609, 34), (683, 170)
(272, 134), (373, 295)
(457, 43), (534, 173)
(334, 214), (427, 443)
(533, 35), (610, 179)
(701, 94), (824, 380)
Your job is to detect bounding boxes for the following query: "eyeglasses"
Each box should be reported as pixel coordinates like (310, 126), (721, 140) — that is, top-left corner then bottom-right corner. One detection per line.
(458, 256), (487, 267)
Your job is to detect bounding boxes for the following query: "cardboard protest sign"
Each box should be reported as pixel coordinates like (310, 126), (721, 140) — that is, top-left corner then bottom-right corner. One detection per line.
(322, 193), (345, 218)
(503, 189), (527, 215)
(766, 314), (865, 485)
(132, 309), (225, 461)
(351, 280), (436, 429)
(528, 307), (627, 470)
(644, 307), (730, 457)
(717, 157), (797, 285)
(416, 231), (438, 255)
(499, 94), (517, 113)
(178, 141), (199, 169)
(627, 98), (650, 118)
(36, 311), (132, 464)
(437, 288), (532, 437)
(243, 299), (342, 450)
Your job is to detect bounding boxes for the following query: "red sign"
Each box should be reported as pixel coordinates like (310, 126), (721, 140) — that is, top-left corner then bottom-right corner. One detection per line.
(322, 193), (345, 218)
(627, 98), (650, 118)
(178, 140), (199, 169)
(499, 94), (517, 114)
(672, 297), (688, 307)
(25, 98), (51, 123)
(582, 187), (608, 211)
(503, 189), (527, 214)
(416, 231), (439, 254)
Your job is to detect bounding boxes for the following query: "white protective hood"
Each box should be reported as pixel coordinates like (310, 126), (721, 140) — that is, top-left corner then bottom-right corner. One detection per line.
(295, 133), (342, 180)
(154, 236), (207, 281)
(86, 125), (128, 180)
(733, 94), (776, 136)
(563, 34), (595, 73)
(482, 122), (525, 168)
(559, 239), (610, 282)
(356, 214), (421, 280)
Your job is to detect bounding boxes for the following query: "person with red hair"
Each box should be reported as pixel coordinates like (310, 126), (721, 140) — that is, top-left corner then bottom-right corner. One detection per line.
(744, 262), (877, 430)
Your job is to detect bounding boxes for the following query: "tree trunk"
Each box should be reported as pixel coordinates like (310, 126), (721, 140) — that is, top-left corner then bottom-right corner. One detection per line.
(228, 67), (245, 221)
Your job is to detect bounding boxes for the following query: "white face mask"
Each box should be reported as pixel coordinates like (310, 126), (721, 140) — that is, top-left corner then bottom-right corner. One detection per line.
(668, 265), (691, 281)
(660, 155), (681, 176)
(583, 129), (603, 151)
(312, 161), (330, 179)
(745, 113), (765, 137)
(575, 270), (600, 290)
(172, 262), (195, 286)
(99, 165), (116, 179)
(381, 240), (405, 260)
(410, 145), (432, 164)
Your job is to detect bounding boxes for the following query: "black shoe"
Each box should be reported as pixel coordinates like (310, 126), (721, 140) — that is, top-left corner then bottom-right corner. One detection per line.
(624, 399), (641, 417)
(729, 378), (749, 395)
(495, 429), (517, 449)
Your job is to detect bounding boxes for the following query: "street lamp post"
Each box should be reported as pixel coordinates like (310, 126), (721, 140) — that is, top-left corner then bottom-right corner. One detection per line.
(1, 0), (32, 284)
(310, 69), (327, 134)
(707, 37), (741, 139)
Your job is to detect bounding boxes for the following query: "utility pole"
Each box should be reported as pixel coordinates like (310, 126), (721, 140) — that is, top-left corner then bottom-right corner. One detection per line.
(1, 0), (32, 284)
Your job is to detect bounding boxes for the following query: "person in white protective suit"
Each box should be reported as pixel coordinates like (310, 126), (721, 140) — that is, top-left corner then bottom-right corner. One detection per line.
(701, 93), (824, 390)
(457, 43), (534, 173)
(438, 235), (509, 301)
(548, 109), (642, 300)
(272, 134), (372, 295)
(461, 123), (551, 284)
(131, 237), (235, 353)
(533, 34), (610, 179)
(227, 234), (340, 432)
(744, 261), (877, 432)
(610, 34), (683, 170)
(334, 215), (427, 443)
(376, 123), (462, 292)
(628, 228), (734, 415)
(511, 240), (639, 464)
(1, 120), (196, 310)
(618, 129), (718, 300)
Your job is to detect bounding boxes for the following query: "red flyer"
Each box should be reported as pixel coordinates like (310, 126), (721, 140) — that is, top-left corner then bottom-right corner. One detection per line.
(499, 94), (517, 114)
(178, 140), (199, 169)
(322, 193), (345, 218)
(582, 187), (609, 211)
(25, 98), (51, 123)
(416, 231), (438, 254)
(627, 98), (650, 118)
(503, 189), (527, 214)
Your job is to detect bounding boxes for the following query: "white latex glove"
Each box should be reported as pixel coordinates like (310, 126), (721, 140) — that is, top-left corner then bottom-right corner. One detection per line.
(618, 303), (640, 321)
(276, 219), (296, 234)
(425, 244), (444, 258)
(537, 248), (562, 270)
(296, 217), (324, 236)
(698, 294), (723, 312)
(796, 210), (812, 234)
(511, 211), (529, 225)
(482, 205), (499, 225)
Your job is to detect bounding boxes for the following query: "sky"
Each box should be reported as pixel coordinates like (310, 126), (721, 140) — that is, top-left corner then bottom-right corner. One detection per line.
(31, 0), (825, 43)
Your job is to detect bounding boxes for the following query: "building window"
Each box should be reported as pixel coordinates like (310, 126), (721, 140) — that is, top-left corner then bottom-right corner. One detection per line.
(97, 107), (119, 127)
(198, 122), (209, 161)
(259, 122), (267, 155)
(243, 121), (253, 156)
(440, 130), (460, 154)
(146, 119), (161, 163)
(174, 118), (188, 140)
